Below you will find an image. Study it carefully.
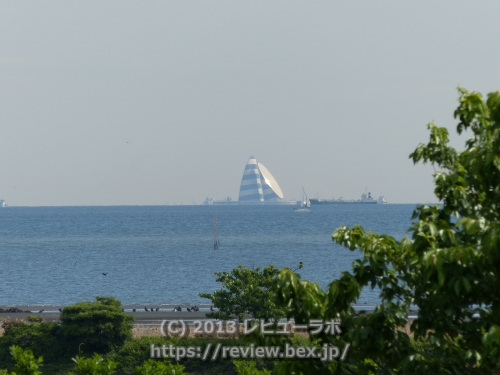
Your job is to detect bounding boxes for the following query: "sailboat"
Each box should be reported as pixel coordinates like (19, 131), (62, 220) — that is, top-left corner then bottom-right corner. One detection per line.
(294, 187), (310, 212)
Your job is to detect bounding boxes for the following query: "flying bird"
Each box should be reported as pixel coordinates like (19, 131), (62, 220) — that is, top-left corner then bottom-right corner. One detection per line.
(102, 272), (108, 276)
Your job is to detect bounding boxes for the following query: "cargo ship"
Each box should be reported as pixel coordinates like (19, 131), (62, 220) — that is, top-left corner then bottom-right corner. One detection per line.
(309, 192), (387, 205)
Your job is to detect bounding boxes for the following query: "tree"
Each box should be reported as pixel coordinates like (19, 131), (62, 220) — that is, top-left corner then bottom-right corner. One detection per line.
(200, 264), (288, 322)
(0, 319), (67, 366)
(272, 88), (500, 374)
(60, 296), (133, 355)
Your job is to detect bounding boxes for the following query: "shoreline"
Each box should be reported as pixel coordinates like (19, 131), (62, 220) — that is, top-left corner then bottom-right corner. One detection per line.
(0, 304), (215, 324)
(0, 310), (211, 324)
(0, 304), (214, 312)
(0, 305), (419, 325)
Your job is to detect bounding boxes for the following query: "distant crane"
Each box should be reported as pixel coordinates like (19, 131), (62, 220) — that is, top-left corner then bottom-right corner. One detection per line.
(213, 211), (220, 250)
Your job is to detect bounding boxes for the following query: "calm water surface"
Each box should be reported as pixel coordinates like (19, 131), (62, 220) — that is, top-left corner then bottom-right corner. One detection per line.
(0, 204), (418, 307)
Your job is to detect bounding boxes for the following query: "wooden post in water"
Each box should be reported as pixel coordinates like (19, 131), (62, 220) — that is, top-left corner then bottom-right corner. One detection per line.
(213, 211), (220, 250)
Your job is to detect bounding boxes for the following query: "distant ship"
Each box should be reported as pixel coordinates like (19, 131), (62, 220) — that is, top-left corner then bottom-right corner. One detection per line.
(204, 196), (238, 205)
(0, 199), (6, 207)
(309, 192), (387, 205)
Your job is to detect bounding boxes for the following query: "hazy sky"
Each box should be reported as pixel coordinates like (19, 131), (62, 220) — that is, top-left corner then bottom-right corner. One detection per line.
(1, 1), (499, 206)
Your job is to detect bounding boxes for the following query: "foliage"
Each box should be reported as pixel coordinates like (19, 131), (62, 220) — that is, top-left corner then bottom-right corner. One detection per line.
(241, 327), (336, 375)
(104, 336), (156, 373)
(135, 360), (187, 375)
(165, 336), (249, 375)
(0, 298), (132, 371)
(0, 320), (68, 366)
(272, 88), (500, 374)
(233, 360), (272, 375)
(68, 353), (118, 375)
(10, 345), (43, 375)
(0, 335), (278, 374)
(0, 332), (335, 374)
(199, 265), (288, 322)
(0, 345), (43, 375)
(60, 296), (133, 355)
(107, 335), (253, 375)
(0, 308), (297, 375)
(26, 317), (42, 324)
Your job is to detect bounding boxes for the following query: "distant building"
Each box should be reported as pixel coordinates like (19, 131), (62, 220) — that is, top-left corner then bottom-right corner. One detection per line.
(238, 156), (284, 202)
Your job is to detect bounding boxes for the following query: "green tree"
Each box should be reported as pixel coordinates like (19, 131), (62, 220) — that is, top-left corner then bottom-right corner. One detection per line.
(200, 264), (288, 322)
(0, 320), (68, 366)
(272, 88), (500, 374)
(60, 296), (133, 355)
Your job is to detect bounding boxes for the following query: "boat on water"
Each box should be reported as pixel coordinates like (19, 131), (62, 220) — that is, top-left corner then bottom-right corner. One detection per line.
(0, 199), (6, 207)
(310, 191), (386, 205)
(378, 196), (388, 204)
(294, 188), (310, 212)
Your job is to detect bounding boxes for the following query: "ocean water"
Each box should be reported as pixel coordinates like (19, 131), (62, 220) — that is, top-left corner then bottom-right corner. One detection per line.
(0, 204), (418, 307)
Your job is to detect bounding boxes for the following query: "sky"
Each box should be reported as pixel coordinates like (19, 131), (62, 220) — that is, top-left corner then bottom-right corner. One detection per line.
(1, 1), (499, 206)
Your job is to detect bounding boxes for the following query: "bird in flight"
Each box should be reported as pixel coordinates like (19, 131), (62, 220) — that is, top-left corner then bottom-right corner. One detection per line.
(102, 272), (108, 276)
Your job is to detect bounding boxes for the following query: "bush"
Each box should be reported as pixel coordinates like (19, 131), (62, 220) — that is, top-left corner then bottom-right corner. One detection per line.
(0, 345), (43, 375)
(107, 336), (246, 375)
(68, 353), (118, 375)
(60, 296), (133, 355)
(135, 360), (187, 375)
(0, 320), (68, 367)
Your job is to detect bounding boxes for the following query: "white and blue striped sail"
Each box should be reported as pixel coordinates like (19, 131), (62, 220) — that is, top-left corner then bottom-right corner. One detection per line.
(238, 156), (284, 203)
(238, 156), (264, 202)
(258, 162), (284, 201)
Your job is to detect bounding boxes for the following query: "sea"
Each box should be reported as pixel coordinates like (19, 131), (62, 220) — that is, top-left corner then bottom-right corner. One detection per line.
(0, 204), (419, 308)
